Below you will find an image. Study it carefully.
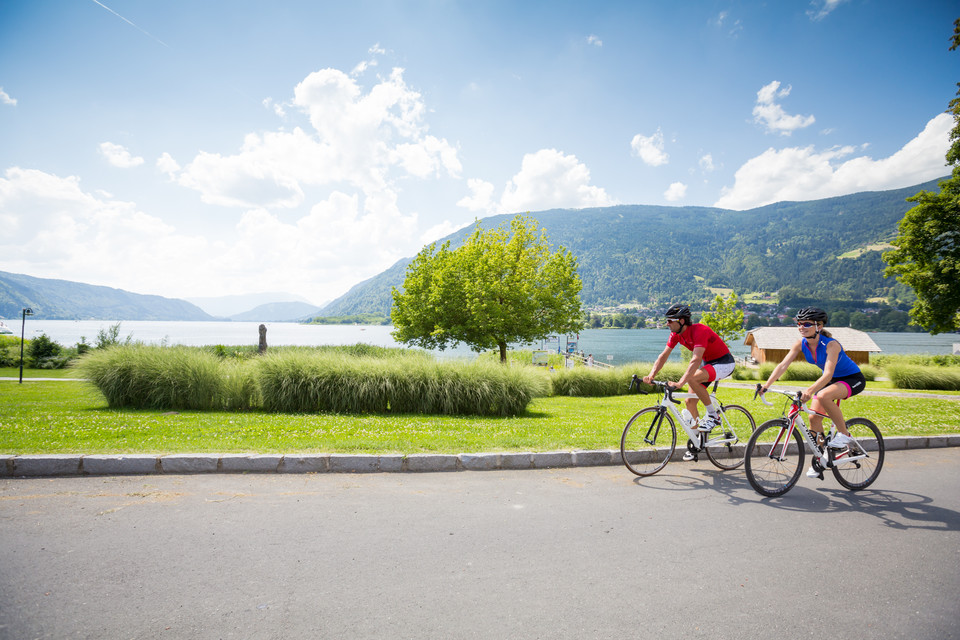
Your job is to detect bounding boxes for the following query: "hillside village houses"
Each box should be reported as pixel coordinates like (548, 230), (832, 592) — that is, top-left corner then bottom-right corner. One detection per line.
(744, 327), (882, 365)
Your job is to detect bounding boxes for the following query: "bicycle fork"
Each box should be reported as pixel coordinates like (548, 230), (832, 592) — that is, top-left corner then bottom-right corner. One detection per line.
(643, 408), (667, 446)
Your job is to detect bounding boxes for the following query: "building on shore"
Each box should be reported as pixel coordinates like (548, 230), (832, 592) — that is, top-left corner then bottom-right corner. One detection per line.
(744, 327), (881, 365)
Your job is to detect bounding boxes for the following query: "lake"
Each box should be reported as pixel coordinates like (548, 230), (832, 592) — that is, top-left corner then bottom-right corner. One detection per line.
(13, 320), (960, 365)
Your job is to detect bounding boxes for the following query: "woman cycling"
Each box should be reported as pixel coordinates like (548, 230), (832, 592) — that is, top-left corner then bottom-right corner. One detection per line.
(759, 307), (867, 478)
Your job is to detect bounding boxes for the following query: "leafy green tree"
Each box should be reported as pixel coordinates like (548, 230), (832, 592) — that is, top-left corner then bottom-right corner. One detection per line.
(391, 215), (583, 362)
(700, 291), (745, 344)
(883, 18), (960, 334)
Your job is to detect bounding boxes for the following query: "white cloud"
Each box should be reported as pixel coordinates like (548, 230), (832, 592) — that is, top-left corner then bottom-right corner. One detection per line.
(752, 81), (815, 136)
(713, 11), (743, 37)
(664, 182), (687, 202)
(156, 152), (180, 178)
(98, 142), (145, 168)
(714, 113), (952, 210)
(0, 166), (420, 302)
(176, 66), (460, 218)
(0, 167), (206, 295)
(631, 129), (669, 166)
(499, 149), (617, 213)
(458, 151), (616, 215)
(457, 178), (496, 212)
(699, 153), (716, 172)
(807, 0), (848, 21)
(587, 34), (602, 47)
(0, 87), (16, 106)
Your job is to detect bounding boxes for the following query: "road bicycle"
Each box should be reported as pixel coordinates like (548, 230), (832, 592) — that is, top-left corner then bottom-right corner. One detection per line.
(744, 385), (884, 497)
(620, 377), (756, 476)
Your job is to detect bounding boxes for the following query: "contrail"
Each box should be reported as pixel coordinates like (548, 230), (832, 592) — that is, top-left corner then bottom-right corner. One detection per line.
(90, 0), (169, 48)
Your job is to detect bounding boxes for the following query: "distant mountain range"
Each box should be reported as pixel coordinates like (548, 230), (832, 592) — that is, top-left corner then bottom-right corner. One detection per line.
(228, 301), (324, 322)
(0, 271), (214, 321)
(185, 292), (324, 318)
(0, 177), (946, 321)
(0, 272), (321, 322)
(317, 177), (948, 316)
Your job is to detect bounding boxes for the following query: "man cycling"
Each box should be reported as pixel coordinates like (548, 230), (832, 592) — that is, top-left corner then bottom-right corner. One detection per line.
(643, 304), (736, 460)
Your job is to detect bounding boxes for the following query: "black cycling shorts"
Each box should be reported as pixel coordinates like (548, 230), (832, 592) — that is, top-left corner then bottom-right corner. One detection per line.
(829, 371), (866, 399)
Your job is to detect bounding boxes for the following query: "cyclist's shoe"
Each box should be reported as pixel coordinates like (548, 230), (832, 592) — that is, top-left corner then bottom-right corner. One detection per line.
(828, 432), (853, 449)
(682, 451), (696, 461)
(806, 466), (824, 480)
(698, 415), (720, 432)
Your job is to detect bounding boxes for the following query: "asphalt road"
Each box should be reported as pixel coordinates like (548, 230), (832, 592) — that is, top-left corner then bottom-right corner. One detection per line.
(1, 448), (958, 640)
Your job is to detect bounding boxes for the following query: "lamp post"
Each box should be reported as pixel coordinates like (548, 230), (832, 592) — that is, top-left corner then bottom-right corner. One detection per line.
(18, 308), (33, 384)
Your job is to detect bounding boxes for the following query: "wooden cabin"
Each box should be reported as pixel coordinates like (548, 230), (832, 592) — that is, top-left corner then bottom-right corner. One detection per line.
(744, 327), (881, 365)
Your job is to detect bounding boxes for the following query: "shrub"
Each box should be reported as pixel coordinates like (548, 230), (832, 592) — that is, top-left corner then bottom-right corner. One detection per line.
(874, 354), (960, 368)
(254, 351), (547, 416)
(76, 345), (232, 410)
(549, 362), (691, 397)
(859, 364), (879, 382)
(758, 361), (823, 382)
(551, 366), (631, 397)
(732, 366), (758, 381)
(886, 365), (960, 391)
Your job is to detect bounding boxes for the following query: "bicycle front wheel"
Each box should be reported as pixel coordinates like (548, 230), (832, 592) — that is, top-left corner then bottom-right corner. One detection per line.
(705, 404), (756, 470)
(744, 419), (804, 497)
(831, 417), (884, 490)
(620, 407), (676, 477)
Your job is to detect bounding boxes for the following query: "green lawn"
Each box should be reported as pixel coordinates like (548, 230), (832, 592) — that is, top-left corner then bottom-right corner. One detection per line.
(1, 380), (957, 455)
(0, 367), (78, 379)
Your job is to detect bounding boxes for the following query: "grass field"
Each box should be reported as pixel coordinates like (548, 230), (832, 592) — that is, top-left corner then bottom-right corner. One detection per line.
(1, 380), (957, 455)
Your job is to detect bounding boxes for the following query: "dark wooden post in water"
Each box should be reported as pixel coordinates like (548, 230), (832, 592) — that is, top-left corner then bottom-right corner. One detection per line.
(258, 324), (267, 353)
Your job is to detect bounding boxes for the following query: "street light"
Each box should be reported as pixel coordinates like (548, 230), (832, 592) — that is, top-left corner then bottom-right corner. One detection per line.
(19, 308), (33, 384)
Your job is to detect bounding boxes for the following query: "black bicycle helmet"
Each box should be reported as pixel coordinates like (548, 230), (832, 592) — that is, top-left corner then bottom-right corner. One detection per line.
(795, 307), (828, 323)
(664, 304), (692, 320)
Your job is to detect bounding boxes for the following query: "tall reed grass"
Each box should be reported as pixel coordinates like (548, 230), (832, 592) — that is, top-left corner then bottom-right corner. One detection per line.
(78, 345), (548, 416)
(756, 361), (878, 382)
(550, 362), (688, 397)
(885, 365), (960, 391)
(75, 345), (254, 410)
(253, 351), (548, 416)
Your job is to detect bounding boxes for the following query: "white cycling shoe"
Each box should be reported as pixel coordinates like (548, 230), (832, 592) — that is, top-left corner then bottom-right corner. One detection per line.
(829, 432), (853, 448)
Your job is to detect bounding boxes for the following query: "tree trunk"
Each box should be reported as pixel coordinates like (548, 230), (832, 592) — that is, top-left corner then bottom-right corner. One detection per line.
(498, 341), (507, 363)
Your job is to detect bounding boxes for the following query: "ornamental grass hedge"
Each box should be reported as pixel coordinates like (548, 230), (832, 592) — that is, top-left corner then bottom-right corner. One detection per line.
(76, 345), (550, 417)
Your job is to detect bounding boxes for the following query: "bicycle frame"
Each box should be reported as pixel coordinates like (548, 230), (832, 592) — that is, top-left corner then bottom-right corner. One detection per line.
(758, 388), (871, 472)
(633, 379), (740, 451)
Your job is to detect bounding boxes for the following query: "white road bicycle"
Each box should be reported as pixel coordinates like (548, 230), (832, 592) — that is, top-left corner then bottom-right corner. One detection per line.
(744, 385), (885, 497)
(620, 377), (756, 477)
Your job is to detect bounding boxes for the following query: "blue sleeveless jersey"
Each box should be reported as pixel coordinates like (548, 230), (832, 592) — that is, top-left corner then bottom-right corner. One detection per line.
(801, 334), (860, 377)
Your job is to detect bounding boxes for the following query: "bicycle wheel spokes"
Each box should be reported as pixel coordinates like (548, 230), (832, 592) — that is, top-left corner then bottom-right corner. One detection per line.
(705, 404), (756, 470)
(744, 419), (804, 497)
(620, 407), (676, 477)
(831, 417), (884, 490)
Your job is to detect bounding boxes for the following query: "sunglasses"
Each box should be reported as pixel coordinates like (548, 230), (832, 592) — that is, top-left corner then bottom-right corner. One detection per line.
(797, 322), (816, 328)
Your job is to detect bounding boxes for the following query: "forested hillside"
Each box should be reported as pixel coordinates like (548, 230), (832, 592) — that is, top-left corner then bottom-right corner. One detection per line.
(320, 177), (945, 316)
(0, 271), (213, 321)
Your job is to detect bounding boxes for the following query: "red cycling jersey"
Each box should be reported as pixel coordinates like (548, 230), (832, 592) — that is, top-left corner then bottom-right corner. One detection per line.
(666, 323), (730, 362)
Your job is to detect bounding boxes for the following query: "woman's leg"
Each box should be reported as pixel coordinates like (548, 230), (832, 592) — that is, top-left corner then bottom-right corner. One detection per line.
(809, 382), (851, 435)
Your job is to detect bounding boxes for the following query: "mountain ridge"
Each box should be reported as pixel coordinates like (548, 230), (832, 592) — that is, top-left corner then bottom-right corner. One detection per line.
(0, 271), (214, 321)
(317, 177), (947, 317)
(0, 177), (947, 321)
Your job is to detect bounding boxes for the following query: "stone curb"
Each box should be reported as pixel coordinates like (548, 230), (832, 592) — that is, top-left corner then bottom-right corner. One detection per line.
(2, 436), (960, 478)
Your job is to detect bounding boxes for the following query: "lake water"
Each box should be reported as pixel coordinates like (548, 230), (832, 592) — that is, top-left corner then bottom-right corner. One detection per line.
(13, 320), (960, 364)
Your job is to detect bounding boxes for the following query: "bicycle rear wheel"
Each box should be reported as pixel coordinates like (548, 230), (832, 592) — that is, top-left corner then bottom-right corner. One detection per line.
(620, 407), (676, 476)
(744, 419), (804, 497)
(705, 404), (756, 470)
(831, 417), (884, 490)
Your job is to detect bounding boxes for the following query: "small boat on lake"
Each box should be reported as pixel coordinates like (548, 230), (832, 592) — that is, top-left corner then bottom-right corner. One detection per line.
(0, 320), (13, 335)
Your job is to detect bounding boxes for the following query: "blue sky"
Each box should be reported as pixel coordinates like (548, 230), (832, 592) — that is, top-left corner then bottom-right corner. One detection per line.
(0, 0), (957, 307)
